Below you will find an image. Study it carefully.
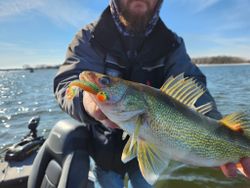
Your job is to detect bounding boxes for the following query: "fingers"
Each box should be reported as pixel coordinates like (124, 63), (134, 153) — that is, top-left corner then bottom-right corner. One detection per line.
(83, 92), (120, 129)
(92, 108), (120, 129)
(92, 107), (120, 129)
(93, 107), (107, 121)
(240, 158), (250, 178)
(220, 158), (250, 179)
(220, 163), (237, 178)
(101, 119), (120, 129)
(83, 92), (107, 121)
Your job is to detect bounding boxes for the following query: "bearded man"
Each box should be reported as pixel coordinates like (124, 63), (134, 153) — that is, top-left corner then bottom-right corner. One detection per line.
(54, 0), (250, 187)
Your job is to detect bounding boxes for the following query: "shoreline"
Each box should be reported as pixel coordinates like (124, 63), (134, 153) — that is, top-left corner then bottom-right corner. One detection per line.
(0, 67), (59, 72)
(1, 63), (250, 71)
(196, 63), (250, 67)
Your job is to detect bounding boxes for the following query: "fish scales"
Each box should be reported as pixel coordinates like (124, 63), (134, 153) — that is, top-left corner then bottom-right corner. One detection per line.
(142, 88), (250, 162)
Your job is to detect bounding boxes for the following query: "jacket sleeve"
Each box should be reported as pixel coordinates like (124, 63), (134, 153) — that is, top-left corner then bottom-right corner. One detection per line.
(53, 28), (105, 123)
(164, 37), (222, 120)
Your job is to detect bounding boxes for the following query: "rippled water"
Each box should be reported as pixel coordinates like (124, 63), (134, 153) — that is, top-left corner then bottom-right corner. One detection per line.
(0, 65), (250, 187)
(0, 69), (68, 147)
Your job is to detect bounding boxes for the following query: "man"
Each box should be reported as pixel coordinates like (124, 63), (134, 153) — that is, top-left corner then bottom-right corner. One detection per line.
(54, 0), (250, 187)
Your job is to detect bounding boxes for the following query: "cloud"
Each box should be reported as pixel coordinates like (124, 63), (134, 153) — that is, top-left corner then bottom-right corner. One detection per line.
(37, 0), (101, 28)
(0, 0), (44, 18)
(193, 0), (221, 12)
(168, 0), (221, 13)
(0, 0), (102, 27)
(216, 0), (250, 31)
(0, 41), (64, 68)
(186, 34), (250, 59)
(171, 0), (250, 59)
(0, 41), (62, 57)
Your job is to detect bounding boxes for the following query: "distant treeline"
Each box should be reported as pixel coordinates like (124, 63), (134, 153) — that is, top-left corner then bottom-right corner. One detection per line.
(23, 64), (60, 70)
(192, 56), (250, 65)
(0, 64), (60, 71)
(1, 56), (250, 71)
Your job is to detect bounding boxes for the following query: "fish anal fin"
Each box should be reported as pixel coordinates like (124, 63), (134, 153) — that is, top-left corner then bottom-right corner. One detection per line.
(137, 141), (170, 185)
(160, 74), (214, 114)
(219, 112), (250, 137)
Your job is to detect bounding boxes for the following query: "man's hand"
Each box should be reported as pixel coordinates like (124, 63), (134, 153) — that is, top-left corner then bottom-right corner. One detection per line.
(220, 158), (250, 178)
(83, 92), (120, 129)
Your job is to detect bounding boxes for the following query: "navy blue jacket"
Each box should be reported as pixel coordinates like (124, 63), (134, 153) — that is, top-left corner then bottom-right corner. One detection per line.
(54, 7), (221, 175)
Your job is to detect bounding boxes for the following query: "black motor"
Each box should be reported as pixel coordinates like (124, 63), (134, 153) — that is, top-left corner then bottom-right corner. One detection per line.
(4, 116), (45, 162)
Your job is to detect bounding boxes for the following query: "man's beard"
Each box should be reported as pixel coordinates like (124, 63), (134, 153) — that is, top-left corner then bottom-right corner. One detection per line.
(118, 0), (155, 35)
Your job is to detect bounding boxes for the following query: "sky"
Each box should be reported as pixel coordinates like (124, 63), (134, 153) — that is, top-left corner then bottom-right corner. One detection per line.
(0, 0), (249, 68)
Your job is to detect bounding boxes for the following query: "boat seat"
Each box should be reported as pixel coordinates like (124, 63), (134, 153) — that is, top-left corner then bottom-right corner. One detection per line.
(28, 119), (93, 188)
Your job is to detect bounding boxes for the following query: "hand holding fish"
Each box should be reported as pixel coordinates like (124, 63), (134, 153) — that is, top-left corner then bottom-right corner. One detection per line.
(83, 92), (120, 129)
(221, 158), (250, 178)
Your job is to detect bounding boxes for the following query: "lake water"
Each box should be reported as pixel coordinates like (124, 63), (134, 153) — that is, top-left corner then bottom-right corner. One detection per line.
(0, 65), (250, 188)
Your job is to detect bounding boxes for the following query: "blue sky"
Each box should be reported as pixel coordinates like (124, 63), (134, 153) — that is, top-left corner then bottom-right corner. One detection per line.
(0, 0), (249, 68)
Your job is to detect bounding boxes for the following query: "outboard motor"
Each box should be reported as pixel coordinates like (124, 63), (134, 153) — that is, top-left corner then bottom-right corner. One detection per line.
(4, 116), (45, 162)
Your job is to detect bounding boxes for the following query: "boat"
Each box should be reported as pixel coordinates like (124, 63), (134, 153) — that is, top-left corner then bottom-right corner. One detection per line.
(0, 117), (95, 188)
(0, 116), (44, 188)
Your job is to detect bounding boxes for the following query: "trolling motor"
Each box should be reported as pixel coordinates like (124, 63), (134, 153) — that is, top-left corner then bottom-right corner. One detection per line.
(4, 116), (45, 162)
(27, 115), (40, 138)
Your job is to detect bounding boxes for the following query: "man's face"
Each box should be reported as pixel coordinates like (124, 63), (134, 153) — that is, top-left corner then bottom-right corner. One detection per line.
(121, 0), (158, 16)
(118, 0), (159, 34)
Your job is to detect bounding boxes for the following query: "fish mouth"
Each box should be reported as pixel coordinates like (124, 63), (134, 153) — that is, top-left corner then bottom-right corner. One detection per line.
(79, 71), (128, 104)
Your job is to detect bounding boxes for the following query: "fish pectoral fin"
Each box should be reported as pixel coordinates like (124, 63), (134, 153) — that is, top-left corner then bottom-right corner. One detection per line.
(130, 115), (143, 150)
(137, 140), (170, 185)
(219, 112), (250, 137)
(122, 115), (143, 163)
(122, 137), (137, 163)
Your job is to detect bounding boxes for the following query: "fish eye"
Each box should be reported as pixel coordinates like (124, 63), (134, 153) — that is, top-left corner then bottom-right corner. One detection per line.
(99, 76), (110, 86)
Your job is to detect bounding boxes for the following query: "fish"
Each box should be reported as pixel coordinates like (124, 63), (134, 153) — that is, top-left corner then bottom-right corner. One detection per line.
(66, 71), (250, 185)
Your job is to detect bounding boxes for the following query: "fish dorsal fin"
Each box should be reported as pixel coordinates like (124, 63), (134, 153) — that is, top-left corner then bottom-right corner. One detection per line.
(219, 112), (250, 137)
(160, 74), (213, 115)
(196, 102), (214, 115)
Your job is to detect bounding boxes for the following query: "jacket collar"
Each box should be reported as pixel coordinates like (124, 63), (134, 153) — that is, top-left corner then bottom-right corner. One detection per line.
(90, 7), (179, 67)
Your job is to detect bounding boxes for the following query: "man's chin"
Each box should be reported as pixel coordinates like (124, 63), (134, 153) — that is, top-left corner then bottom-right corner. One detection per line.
(132, 11), (148, 18)
(129, 1), (148, 15)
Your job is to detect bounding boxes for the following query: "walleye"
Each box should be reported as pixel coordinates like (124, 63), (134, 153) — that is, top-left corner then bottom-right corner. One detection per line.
(66, 71), (250, 185)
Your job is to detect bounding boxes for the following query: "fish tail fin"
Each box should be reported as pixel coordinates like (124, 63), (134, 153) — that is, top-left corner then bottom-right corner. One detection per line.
(219, 112), (250, 138)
